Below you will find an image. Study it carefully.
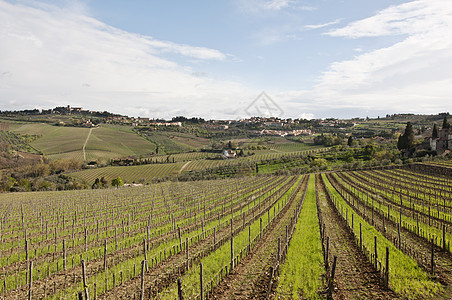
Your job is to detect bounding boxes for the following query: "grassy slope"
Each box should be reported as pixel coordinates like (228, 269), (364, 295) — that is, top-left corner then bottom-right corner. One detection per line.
(85, 125), (156, 161)
(141, 131), (208, 154)
(13, 123), (88, 160)
(10, 122), (156, 161)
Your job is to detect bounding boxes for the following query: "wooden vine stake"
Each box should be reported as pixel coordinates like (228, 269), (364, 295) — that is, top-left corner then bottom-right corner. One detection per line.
(25, 239), (29, 284)
(327, 256), (337, 300)
(374, 236), (378, 270)
(82, 259), (90, 300)
(63, 239), (67, 271)
(231, 236), (234, 270)
(325, 236), (330, 271)
(265, 266), (274, 300)
(28, 261), (33, 300)
(385, 247), (389, 288)
(177, 278), (184, 300)
(104, 240), (107, 271)
(178, 227), (182, 251)
(431, 238), (435, 275)
(143, 239), (148, 271)
(186, 237), (190, 270)
(140, 260), (146, 300)
(200, 263), (204, 300)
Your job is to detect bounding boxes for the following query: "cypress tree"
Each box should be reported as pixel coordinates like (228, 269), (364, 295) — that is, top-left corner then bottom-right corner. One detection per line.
(432, 123), (439, 138)
(442, 116), (450, 129)
(347, 136), (353, 147)
(397, 122), (415, 150)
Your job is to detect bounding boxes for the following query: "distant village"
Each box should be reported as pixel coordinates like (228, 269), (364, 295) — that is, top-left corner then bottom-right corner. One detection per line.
(2, 105), (451, 155)
(0, 105), (317, 136)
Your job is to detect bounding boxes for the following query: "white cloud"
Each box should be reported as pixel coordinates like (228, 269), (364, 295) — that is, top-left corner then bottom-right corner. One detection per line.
(263, 0), (293, 10)
(327, 0), (451, 38)
(304, 19), (342, 30)
(0, 0), (252, 119)
(144, 39), (227, 61)
(308, 0), (452, 116)
(237, 0), (311, 13)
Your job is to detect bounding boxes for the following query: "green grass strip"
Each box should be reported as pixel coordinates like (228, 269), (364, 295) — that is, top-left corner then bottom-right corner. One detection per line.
(276, 174), (325, 299)
(323, 174), (442, 299)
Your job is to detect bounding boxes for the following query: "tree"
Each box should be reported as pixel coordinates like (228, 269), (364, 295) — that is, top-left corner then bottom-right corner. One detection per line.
(442, 116), (450, 129)
(363, 144), (376, 160)
(432, 123), (439, 139)
(111, 177), (124, 188)
(397, 122), (415, 150)
(100, 177), (108, 187)
(310, 158), (327, 168)
(347, 136), (353, 147)
(92, 178), (100, 189)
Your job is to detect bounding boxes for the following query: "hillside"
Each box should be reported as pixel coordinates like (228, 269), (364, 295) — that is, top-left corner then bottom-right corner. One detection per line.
(1, 110), (451, 192)
(8, 122), (156, 162)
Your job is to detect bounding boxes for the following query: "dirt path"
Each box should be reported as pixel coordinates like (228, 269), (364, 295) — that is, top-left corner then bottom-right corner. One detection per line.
(210, 176), (308, 299)
(316, 174), (398, 300)
(179, 161), (192, 174)
(82, 127), (94, 161)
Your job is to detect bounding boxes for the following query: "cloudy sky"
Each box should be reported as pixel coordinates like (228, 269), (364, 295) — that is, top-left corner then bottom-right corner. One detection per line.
(1, 0), (451, 119)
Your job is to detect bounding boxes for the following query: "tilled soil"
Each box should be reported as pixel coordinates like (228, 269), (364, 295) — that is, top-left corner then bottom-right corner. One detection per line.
(316, 174), (399, 300)
(333, 172), (452, 298)
(100, 177), (299, 299)
(209, 176), (308, 299)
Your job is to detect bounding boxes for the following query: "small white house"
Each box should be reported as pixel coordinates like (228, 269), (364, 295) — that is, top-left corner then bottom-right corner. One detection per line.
(222, 150), (236, 159)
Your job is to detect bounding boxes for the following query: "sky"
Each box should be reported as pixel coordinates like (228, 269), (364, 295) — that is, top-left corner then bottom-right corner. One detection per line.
(1, 0), (452, 120)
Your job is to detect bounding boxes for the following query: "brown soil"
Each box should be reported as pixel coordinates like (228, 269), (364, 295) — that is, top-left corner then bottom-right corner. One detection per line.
(209, 175), (308, 299)
(4, 178), (285, 299)
(99, 177), (299, 299)
(332, 171), (452, 298)
(316, 174), (399, 300)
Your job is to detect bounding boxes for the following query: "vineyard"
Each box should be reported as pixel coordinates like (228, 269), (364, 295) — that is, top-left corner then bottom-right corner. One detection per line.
(1, 163), (451, 299)
(69, 163), (186, 184)
(69, 148), (327, 185)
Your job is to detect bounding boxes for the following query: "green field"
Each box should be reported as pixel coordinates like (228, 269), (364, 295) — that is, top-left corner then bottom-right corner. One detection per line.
(138, 130), (209, 154)
(85, 126), (156, 162)
(69, 162), (184, 184)
(9, 123), (156, 161)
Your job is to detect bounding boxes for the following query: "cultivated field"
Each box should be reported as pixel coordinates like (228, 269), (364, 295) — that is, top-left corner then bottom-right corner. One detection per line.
(0, 164), (451, 299)
(69, 148), (327, 185)
(9, 123), (156, 161)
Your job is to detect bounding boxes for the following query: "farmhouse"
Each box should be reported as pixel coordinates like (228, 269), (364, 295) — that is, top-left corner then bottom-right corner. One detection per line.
(222, 149), (236, 159)
(429, 128), (452, 153)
